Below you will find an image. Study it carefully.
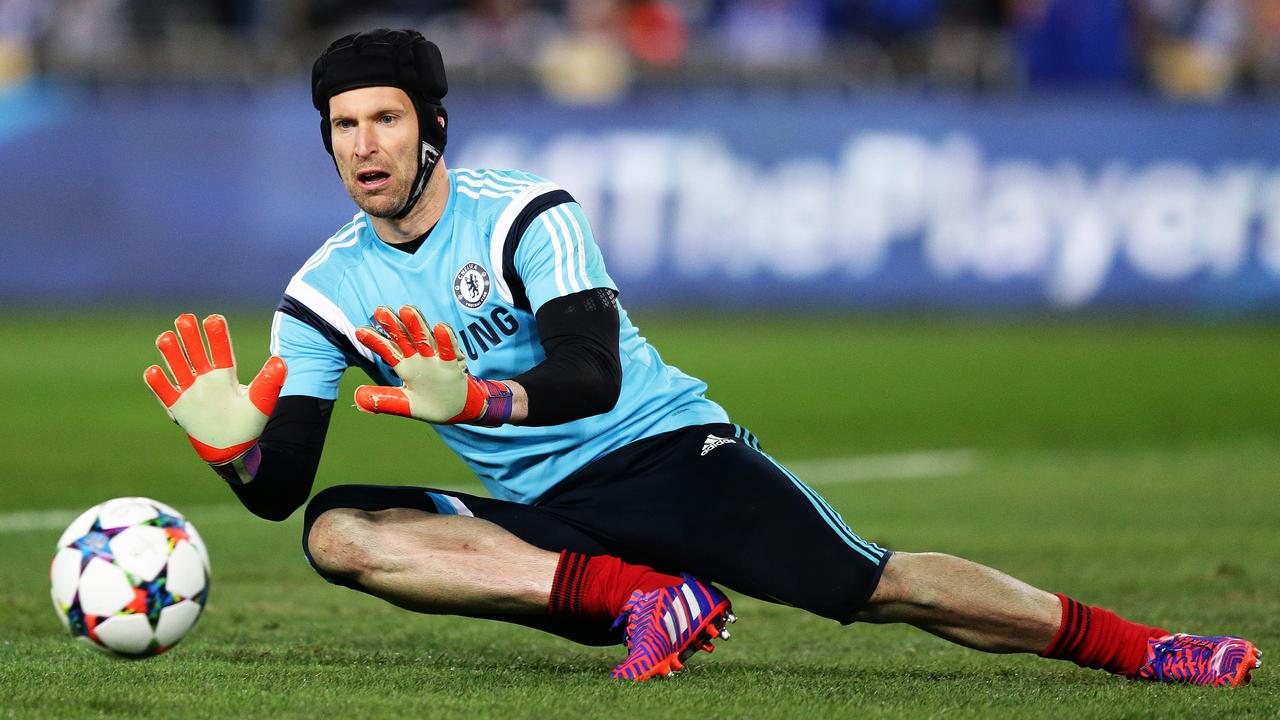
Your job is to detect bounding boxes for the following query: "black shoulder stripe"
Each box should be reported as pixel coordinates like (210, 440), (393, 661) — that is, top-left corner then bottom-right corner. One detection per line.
(276, 294), (390, 385)
(503, 189), (575, 311)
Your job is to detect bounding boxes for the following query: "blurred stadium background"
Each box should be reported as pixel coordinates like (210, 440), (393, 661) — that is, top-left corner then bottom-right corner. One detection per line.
(1, 2), (1278, 717)
(2, 0), (1280, 311)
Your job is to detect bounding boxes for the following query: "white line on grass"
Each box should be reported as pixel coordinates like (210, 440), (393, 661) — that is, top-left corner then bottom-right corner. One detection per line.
(0, 449), (978, 535)
(788, 449), (980, 485)
(0, 503), (255, 535)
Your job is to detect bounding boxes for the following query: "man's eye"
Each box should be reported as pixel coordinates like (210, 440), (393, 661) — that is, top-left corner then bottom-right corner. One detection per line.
(335, 119), (352, 129)
(380, 115), (395, 124)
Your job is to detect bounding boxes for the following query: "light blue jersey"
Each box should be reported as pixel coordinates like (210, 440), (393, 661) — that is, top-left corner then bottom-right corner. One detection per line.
(270, 168), (728, 503)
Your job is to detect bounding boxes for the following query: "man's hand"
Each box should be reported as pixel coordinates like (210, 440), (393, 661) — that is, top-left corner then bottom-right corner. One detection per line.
(354, 305), (513, 426)
(144, 313), (286, 484)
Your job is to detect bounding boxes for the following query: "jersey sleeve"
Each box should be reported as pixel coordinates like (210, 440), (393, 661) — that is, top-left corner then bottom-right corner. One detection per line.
(512, 200), (617, 314)
(269, 311), (348, 400)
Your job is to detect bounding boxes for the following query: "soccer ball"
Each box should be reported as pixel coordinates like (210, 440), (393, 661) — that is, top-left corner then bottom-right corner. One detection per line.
(50, 497), (210, 658)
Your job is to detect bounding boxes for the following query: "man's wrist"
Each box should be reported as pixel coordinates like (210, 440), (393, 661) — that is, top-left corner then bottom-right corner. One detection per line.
(209, 443), (262, 486)
(472, 379), (513, 427)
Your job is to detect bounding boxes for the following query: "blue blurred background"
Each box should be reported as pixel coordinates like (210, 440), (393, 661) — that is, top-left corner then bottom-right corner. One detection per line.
(2, 0), (1279, 313)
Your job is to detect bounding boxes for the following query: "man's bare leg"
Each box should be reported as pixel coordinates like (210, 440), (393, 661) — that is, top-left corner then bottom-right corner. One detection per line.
(308, 514), (1062, 646)
(307, 512), (1259, 684)
(306, 507), (560, 615)
(855, 551), (1060, 653)
(305, 505), (737, 681)
(857, 551), (1262, 686)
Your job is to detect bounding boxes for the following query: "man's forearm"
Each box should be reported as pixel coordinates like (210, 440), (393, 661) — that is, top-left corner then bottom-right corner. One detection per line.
(509, 289), (622, 427)
(229, 395), (333, 521)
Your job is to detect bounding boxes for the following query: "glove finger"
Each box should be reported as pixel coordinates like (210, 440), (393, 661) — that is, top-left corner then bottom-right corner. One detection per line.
(354, 385), (412, 417)
(143, 364), (181, 408)
(203, 314), (236, 370)
(398, 305), (437, 357)
(156, 329), (196, 390)
(434, 322), (460, 362)
(373, 305), (416, 358)
(175, 313), (212, 375)
(247, 356), (287, 416)
(355, 326), (403, 367)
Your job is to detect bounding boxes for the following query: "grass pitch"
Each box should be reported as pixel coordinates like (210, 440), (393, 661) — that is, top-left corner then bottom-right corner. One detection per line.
(0, 310), (1276, 718)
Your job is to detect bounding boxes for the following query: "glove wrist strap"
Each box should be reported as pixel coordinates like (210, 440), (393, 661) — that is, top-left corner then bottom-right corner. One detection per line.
(473, 379), (513, 427)
(209, 443), (262, 486)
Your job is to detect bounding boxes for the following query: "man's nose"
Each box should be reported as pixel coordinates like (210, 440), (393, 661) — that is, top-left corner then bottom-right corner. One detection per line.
(353, 124), (377, 157)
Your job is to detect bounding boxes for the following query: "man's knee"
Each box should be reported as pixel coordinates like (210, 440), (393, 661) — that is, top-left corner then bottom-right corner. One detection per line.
(305, 507), (379, 582)
(300, 483), (443, 586)
(869, 551), (946, 597)
(860, 551), (958, 621)
(867, 552), (906, 601)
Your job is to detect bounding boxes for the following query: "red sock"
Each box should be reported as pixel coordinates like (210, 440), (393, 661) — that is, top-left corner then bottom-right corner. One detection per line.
(548, 551), (682, 621)
(1041, 593), (1169, 676)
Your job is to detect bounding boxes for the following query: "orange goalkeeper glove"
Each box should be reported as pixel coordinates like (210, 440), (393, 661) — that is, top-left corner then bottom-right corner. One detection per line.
(353, 305), (513, 426)
(144, 313), (287, 485)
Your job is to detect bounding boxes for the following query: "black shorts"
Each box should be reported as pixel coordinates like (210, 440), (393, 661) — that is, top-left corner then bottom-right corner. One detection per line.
(303, 423), (892, 643)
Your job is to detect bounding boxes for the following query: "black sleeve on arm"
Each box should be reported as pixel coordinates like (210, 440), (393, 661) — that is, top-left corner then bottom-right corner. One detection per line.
(229, 395), (333, 522)
(512, 288), (622, 426)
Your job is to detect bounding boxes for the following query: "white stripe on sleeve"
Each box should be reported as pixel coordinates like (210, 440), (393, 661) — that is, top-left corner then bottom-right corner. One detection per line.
(300, 217), (364, 275)
(488, 181), (561, 306)
(559, 205), (593, 291)
(540, 211), (571, 297)
(283, 276), (377, 365)
(269, 310), (283, 355)
(549, 206), (582, 293)
(457, 186), (523, 200)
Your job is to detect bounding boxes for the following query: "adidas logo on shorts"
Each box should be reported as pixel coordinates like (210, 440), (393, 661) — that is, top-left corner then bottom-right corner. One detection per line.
(700, 434), (736, 456)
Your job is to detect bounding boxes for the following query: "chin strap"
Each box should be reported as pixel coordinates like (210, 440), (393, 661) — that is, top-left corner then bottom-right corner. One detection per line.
(392, 139), (442, 220)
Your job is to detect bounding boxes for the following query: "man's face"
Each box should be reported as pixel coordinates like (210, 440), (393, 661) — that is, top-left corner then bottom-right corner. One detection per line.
(328, 86), (420, 218)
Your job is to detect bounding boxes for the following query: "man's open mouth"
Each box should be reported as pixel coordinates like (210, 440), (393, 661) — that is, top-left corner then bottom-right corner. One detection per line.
(357, 170), (391, 188)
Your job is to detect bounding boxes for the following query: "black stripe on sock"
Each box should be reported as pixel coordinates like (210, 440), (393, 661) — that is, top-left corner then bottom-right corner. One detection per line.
(1047, 595), (1080, 659)
(1058, 597), (1076, 654)
(550, 550), (584, 615)
(1062, 597), (1085, 656)
(569, 552), (587, 614)
(1073, 600), (1093, 657)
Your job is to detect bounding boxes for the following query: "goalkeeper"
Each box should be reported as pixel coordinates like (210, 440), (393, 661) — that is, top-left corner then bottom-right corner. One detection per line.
(145, 28), (1260, 685)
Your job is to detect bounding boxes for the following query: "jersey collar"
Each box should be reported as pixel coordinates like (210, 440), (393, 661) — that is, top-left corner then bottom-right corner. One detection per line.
(363, 169), (457, 266)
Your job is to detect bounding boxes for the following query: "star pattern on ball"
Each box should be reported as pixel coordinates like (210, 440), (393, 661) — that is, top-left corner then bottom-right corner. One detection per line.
(52, 498), (211, 658)
(72, 526), (119, 570)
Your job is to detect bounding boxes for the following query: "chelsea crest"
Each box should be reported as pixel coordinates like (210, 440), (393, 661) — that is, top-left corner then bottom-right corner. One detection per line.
(453, 262), (491, 309)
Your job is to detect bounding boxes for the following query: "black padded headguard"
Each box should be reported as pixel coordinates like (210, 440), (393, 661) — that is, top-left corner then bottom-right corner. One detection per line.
(311, 28), (448, 220)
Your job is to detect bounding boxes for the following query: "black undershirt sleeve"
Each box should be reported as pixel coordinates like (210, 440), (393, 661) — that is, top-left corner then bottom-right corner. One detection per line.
(513, 288), (622, 426)
(229, 395), (333, 521)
